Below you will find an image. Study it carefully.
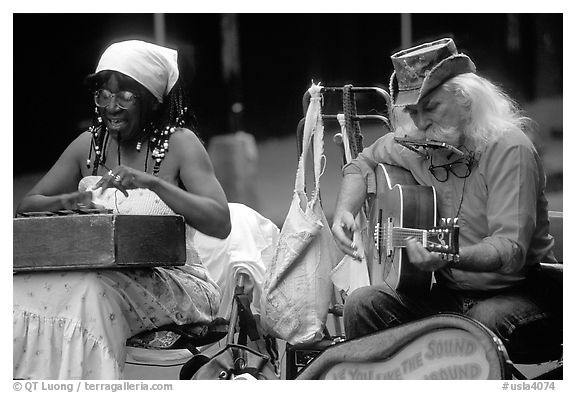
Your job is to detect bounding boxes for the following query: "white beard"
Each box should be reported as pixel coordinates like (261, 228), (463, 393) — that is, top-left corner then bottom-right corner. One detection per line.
(425, 125), (463, 147)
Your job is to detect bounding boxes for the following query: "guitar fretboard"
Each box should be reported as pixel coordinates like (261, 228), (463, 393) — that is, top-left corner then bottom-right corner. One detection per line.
(379, 227), (426, 248)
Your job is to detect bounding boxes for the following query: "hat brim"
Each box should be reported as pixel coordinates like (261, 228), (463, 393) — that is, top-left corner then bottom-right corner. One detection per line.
(394, 88), (421, 107)
(390, 54), (476, 107)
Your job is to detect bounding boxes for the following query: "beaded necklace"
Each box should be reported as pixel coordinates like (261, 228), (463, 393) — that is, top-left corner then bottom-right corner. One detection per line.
(86, 104), (188, 176)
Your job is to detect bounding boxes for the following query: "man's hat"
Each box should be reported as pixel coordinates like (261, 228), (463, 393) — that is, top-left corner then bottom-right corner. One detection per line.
(389, 38), (476, 106)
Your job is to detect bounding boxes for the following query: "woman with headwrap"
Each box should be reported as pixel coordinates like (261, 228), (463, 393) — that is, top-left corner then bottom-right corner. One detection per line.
(14, 40), (231, 379)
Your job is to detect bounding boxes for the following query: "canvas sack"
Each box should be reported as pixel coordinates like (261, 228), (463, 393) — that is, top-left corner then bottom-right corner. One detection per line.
(260, 83), (342, 345)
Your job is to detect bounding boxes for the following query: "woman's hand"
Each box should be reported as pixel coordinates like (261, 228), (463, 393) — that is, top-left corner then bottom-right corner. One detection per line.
(94, 165), (158, 197)
(405, 238), (450, 271)
(59, 191), (102, 210)
(331, 210), (360, 259)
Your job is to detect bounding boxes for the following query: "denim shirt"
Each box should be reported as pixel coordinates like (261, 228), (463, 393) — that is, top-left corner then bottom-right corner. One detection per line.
(343, 129), (556, 291)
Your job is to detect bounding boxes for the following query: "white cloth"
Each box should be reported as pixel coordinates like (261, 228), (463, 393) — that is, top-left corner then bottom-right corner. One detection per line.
(13, 177), (220, 379)
(95, 40), (179, 103)
(194, 203), (280, 318)
(330, 114), (371, 295)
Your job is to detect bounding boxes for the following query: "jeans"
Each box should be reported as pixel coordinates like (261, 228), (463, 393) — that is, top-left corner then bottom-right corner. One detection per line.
(343, 282), (556, 360)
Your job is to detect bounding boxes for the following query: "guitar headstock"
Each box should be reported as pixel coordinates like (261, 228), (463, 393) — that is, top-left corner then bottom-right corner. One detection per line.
(425, 218), (460, 260)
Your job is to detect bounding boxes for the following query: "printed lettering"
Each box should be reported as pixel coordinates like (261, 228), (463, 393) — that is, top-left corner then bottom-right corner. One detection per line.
(348, 368), (373, 379)
(401, 352), (424, 373)
(375, 367), (402, 380)
(340, 367), (403, 380)
(424, 362), (482, 379)
(424, 337), (477, 360)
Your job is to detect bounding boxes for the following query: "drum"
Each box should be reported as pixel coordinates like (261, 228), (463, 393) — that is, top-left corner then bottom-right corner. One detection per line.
(295, 313), (510, 380)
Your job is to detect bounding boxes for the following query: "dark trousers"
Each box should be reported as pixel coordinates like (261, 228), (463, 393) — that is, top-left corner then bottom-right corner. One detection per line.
(343, 281), (559, 361)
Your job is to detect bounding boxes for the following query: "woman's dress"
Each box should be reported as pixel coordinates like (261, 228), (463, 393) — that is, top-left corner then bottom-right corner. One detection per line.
(13, 176), (221, 379)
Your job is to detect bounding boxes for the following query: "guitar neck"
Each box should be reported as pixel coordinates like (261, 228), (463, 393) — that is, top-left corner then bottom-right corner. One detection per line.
(375, 221), (458, 256)
(390, 227), (428, 248)
(376, 225), (428, 248)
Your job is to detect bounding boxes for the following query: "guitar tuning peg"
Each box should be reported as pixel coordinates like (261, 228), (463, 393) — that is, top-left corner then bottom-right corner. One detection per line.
(447, 218), (452, 225)
(440, 218), (446, 226)
(453, 218), (459, 225)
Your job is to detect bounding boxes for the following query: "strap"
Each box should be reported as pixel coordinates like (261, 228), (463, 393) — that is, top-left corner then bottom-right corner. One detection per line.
(312, 99), (326, 195)
(235, 293), (260, 345)
(343, 84), (363, 157)
(295, 83), (326, 195)
(337, 114), (353, 164)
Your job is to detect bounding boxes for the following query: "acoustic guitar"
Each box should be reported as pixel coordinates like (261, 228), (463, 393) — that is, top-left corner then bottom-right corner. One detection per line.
(366, 163), (459, 295)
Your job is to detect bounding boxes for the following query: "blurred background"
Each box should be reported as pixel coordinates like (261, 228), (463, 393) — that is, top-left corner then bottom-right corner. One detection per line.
(13, 13), (563, 226)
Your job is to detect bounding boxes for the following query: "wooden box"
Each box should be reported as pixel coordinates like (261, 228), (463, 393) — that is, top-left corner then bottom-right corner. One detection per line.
(13, 214), (186, 272)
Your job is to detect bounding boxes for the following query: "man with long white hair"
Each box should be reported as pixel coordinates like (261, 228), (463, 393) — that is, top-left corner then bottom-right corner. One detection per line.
(331, 38), (559, 357)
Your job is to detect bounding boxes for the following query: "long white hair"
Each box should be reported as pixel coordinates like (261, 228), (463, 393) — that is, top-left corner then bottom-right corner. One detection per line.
(390, 73), (535, 153)
(442, 73), (535, 152)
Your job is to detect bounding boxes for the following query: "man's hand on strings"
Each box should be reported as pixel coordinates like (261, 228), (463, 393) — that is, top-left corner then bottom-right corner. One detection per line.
(332, 210), (361, 260)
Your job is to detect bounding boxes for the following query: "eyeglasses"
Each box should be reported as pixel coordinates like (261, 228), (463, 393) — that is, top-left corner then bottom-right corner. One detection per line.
(94, 89), (138, 110)
(428, 155), (474, 182)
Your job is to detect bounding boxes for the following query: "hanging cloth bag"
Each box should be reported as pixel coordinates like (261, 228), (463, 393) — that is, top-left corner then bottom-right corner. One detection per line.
(260, 83), (342, 345)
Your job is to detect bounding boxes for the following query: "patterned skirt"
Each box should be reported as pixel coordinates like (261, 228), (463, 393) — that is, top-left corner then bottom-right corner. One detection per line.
(13, 265), (220, 379)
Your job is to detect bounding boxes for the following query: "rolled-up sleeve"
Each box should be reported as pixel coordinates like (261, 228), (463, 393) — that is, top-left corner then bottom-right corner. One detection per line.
(342, 156), (378, 194)
(342, 133), (412, 194)
(481, 141), (542, 274)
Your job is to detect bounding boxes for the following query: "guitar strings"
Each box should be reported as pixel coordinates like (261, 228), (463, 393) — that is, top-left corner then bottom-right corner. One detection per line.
(379, 173), (467, 252)
(385, 228), (454, 249)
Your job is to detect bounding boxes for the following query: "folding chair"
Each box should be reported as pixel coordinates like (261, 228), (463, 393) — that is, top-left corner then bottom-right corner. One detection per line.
(126, 272), (274, 379)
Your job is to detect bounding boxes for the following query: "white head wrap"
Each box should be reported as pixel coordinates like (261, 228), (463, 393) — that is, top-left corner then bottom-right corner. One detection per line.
(95, 40), (179, 103)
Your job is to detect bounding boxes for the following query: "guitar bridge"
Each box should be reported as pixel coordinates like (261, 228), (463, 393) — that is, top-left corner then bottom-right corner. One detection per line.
(385, 218), (394, 258)
(373, 214), (395, 262)
(373, 222), (380, 252)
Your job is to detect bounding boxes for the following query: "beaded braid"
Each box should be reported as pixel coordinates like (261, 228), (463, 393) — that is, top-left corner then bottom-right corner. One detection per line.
(88, 108), (107, 176)
(149, 81), (193, 175)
